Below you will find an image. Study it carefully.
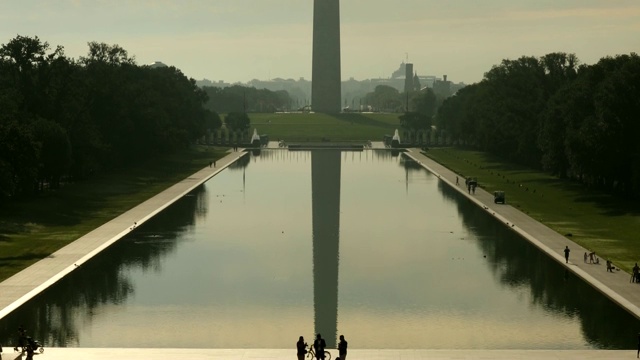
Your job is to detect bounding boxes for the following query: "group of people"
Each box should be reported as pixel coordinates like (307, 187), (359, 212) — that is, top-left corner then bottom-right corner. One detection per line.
(464, 177), (478, 194)
(582, 251), (600, 264)
(12, 326), (37, 359)
(297, 334), (347, 360)
(581, 250), (619, 272)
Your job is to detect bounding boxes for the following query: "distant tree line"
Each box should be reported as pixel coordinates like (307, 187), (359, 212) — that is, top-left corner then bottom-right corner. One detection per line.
(436, 52), (640, 196)
(202, 85), (292, 114)
(363, 84), (444, 114)
(360, 84), (442, 143)
(0, 35), (220, 199)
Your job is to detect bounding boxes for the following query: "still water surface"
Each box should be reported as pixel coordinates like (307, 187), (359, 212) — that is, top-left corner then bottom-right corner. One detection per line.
(1, 150), (638, 349)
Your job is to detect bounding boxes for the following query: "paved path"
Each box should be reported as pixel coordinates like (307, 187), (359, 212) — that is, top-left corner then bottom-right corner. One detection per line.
(404, 148), (640, 320)
(0, 150), (248, 320)
(0, 348), (635, 360)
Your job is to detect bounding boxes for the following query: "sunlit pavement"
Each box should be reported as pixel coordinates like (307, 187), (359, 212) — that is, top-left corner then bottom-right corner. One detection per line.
(405, 148), (640, 320)
(0, 349), (634, 360)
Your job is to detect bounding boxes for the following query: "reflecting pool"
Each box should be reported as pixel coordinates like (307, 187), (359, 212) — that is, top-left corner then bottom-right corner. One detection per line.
(1, 150), (638, 349)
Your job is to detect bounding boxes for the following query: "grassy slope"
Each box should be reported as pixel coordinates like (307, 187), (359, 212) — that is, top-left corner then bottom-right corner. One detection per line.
(0, 146), (228, 281)
(248, 112), (400, 141)
(424, 147), (640, 272)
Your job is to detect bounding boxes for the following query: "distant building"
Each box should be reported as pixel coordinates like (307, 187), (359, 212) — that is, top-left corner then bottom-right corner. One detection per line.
(196, 59), (465, 110)
(404, 63), (414, 93)
(413, 72), (421, 91)
(148, 61), (168, 69)
(433, 74), (451, 97)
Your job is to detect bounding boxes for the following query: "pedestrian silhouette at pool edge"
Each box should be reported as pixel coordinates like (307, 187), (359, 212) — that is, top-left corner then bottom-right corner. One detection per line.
(297, 336), (306, 360)
(313, 334), (326, 360)
(338, 334), (348, 360)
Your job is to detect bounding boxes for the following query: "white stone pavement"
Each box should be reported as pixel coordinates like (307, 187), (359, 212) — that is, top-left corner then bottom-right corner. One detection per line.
(0, 348), (635, 360)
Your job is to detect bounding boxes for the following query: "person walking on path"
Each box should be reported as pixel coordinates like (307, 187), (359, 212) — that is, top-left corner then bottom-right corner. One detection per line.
(313, 334), (326, 360)
(25, 343), (35, 360)
(456, 176), (459, 185)
(15, 326), (26, 352)
(633, 263), (640, 283)
(338, 334), (348, 360)
(564, 246), (570, 263)
(297, 336), (307, 360)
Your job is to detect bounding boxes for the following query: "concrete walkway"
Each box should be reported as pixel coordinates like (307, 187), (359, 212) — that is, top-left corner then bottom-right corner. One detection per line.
(0, 348), (635, 360)
(404, 148), (640, 320)
(0, 150), (248, 320)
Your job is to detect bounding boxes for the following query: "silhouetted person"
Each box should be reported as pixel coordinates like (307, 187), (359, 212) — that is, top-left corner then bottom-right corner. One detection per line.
(456, 176), (459, 185)
(313, 334), (326, 360)
(338, 334), (348, 360)
(297, 336), (307, 360)
(637, 332), (640, 358)
(583, 252), (587, 263)
(15, 326), (26, 352)
(564, 246), (570, 263)
(25, 345), (34, 360)
(633, 263), (639, 283)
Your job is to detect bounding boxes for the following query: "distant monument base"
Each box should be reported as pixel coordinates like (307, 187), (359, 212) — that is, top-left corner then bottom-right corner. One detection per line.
(288, 143), (364, 150)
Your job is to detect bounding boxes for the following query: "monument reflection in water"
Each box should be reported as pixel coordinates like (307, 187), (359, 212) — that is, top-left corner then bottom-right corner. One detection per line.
(311, 150), (341, 347)
(0, 150), (639, 349)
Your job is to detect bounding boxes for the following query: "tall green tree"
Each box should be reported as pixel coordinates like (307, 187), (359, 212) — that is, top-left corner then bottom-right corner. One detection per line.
(31, 118), (72, 189)
(364, 85), (402, 112)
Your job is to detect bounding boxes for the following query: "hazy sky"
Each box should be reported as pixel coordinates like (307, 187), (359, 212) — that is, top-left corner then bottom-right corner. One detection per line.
(1, 0), (639, 84)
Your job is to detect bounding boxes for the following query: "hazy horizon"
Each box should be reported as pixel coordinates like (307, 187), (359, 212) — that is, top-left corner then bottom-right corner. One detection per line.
(2, 0), (639, 85)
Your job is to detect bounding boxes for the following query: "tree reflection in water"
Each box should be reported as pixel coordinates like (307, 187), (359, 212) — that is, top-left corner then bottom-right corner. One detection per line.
(436, 180), (640, 349)
(0, 186), (208, 347)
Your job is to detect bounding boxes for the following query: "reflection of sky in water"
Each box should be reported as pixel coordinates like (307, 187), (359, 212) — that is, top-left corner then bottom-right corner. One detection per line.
(1, 150), (638, 349)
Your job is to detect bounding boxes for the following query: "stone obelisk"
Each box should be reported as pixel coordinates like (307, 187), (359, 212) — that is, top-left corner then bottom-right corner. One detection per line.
(312, 0), (341, 113)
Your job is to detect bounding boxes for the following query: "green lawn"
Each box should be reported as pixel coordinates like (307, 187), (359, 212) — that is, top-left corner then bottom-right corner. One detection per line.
(247, 112), (400, 142)
(425, 147), (640, 273)
(0, 146), (228, 281)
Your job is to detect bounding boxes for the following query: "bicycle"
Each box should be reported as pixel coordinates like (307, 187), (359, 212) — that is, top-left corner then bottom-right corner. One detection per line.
(305, 343), (331, 360)
(14, 337), (44, 354)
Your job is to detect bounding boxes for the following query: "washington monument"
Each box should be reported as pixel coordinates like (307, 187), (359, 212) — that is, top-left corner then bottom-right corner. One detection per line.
(312, 0), (341, 113)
